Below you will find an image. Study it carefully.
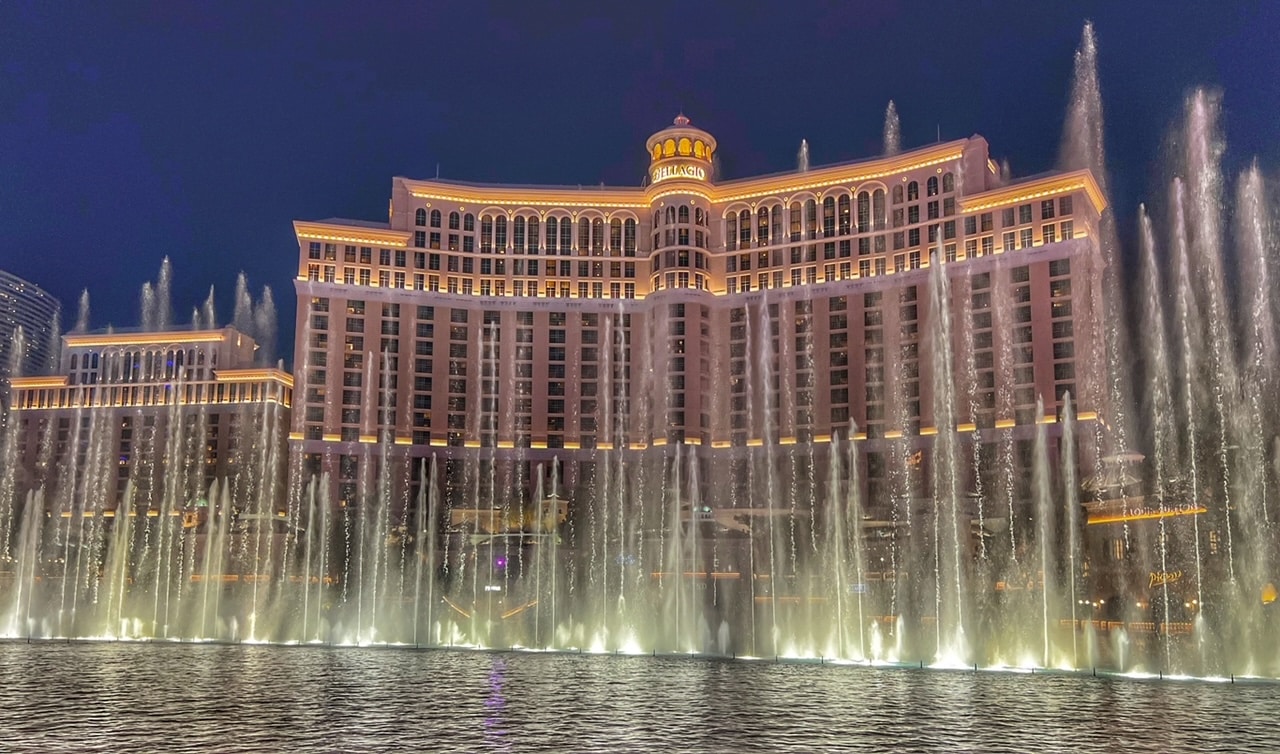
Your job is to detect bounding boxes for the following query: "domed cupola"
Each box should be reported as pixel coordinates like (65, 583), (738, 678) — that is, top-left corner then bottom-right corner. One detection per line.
(645, 114), (717, 189)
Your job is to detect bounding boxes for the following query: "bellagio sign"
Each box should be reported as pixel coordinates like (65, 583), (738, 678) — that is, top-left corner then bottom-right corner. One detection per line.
(652, 163), (707, 184)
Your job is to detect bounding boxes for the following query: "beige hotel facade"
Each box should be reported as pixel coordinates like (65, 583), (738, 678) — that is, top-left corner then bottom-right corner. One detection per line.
(291, 115), (1106, 511)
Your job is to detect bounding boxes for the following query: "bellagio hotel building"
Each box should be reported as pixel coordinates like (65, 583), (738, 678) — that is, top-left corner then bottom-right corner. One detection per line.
(292, 115), (1105, 509)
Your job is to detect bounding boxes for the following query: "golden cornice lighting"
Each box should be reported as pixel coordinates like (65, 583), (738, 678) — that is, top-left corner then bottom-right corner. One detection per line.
(715, 145), (966, 203)
(391, 142), (970, 211)
(960, 169), (1107, 214)
(402, 179), (648, 210)
(64, 331), (227, 348)
(215, 369), (294, 388)
(646, 187), (715, 204)
(294, 220), (410, 247)
(10, 376), (68, 389)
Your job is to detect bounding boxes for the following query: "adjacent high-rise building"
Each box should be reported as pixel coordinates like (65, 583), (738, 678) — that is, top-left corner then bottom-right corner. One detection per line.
(290, 116), (1106, 515)
(0, 270), (61, 378)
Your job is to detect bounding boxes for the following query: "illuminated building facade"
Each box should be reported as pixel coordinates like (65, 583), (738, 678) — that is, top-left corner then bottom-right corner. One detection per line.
(8, 327), (293, 513)
(291, 116), (1106, 511)
(0, 270), (62, 379)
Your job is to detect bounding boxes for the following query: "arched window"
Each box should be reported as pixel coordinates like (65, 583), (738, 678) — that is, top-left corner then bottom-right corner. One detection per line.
(449, 211), (460, 230)
(678, 205), (689, 224)
(907, 181), (919, 201)
(591, 218), (604, 253)
(872, 189), (886, 231)
(926, 176), (939, 197)
(726, 213), (738, 251)
(805, 200), (817, 239)
(624, 218), (637, 256)
(738, 209), (751, 246)
(494, 215), (507, 250)
(430, 209), (442, 227)
(559, 216), (572, 253)
(71, 353), (78, 370)
(578, 217), (590, 252)
(546, 217), (558, 253)
(464, 213), (475, 232)
(695, 207), (705, 226)
(771, 205), (783, 241)
(893, 185), (904, 204)
(942, 172), (955, 193)
(838, 195), (851, 235)
(789, 203), (802, 241)
(610, 218), (622, 254)
(527, 217), (540, 253)
(822, 196), (836, 237)
(415, 208), (427, 227)
(480, 215), (494, 252)
(857, 192), (871, 233)
(757, 207), (769, 245)
(513, 216), (526, 252)
(666, 206), (676, 224)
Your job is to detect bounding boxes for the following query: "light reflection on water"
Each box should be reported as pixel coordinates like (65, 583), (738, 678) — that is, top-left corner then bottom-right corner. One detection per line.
(0, 641), (1276, 753)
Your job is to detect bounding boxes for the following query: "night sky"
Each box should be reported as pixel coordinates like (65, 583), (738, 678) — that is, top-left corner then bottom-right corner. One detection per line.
(3, 1), (1277, 365)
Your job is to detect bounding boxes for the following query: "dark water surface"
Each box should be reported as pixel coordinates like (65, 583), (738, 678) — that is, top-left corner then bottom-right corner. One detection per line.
(0, 641), (1275, 753)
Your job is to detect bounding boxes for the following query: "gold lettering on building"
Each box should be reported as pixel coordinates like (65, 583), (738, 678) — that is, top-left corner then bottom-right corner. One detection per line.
(651, 164), (707, 184)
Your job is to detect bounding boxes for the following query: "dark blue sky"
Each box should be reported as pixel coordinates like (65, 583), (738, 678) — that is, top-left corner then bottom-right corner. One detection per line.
(3, 1), (1277, 362)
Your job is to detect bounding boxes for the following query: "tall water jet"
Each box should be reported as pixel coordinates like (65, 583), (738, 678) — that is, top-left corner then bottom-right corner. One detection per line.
(0, 329), (26, 562)
(797, 140), (810, 173)
(928, 247), (968, 666)
(72, 290), (90, 333)
(1182, 90), (1243, 608)
(1060, 22), (1107, 194)
(232, 273), (254, 337)
(140, 282), (157, 332)
(1169, 178), (1207, 616)
(155, 257), (174, 331)
(883, 100), (901, 156)
(202, 287), (217, 330)
(1137, 205), (1180, 673)
(253, 287), (278, 365)
(1228, 161), (1276, 674)
(1059, 19), (1130, 463)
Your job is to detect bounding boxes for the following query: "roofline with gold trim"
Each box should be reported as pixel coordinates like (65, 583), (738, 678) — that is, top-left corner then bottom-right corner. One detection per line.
(215, 368), (295, 388)
(62, 328), (244, 349)
(959, 169), (1107, 215)
(294, 220), (412, 247)
(298, 139), (1107, 228)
